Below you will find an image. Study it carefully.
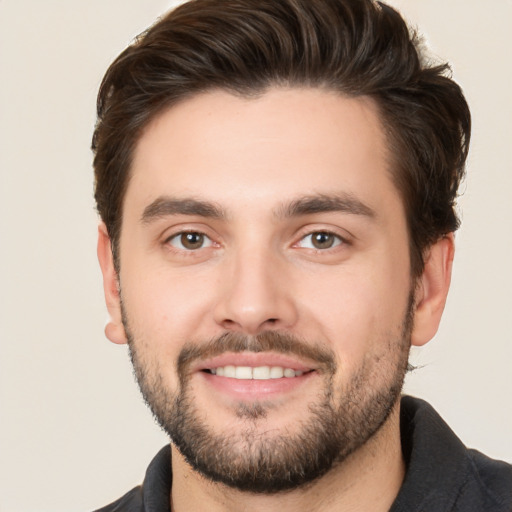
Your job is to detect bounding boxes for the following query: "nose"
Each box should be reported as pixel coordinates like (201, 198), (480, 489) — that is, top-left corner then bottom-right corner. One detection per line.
(213, 247), (298, 335)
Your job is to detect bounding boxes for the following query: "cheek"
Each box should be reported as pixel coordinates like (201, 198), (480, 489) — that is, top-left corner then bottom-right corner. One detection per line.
(297, 262), (410, 367)
(120, 280), (193, 395)
(120, 266), (216, 347)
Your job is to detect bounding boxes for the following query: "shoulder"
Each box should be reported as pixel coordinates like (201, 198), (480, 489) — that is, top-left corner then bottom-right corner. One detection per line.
(395, 396), (512, 512)
(461, 449), (512, 510)
(92, 486), (143, 512)
(92, 445), (172, 512)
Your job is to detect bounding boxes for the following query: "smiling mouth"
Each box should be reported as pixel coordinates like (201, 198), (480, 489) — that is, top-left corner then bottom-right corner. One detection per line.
(204, 366), (311, 379)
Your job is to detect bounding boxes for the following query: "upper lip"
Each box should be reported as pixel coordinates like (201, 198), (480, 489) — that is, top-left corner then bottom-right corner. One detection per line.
(193, 352), (318, 373)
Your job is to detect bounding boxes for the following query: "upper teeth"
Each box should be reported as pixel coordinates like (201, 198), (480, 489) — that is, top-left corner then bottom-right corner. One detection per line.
(211, 366), (304, 379)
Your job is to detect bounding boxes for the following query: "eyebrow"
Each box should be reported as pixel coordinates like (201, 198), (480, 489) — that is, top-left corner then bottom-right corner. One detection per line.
(141, 197), (226, 224)
(277, 193), (376, 219)
(140, 192), (376, 224)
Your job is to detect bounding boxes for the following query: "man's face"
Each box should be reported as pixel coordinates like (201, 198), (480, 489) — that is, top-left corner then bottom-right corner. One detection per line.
(109, 88), (418, 491)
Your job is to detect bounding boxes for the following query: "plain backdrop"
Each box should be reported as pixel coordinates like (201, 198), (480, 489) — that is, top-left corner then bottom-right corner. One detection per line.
(0, 1), (511, 511)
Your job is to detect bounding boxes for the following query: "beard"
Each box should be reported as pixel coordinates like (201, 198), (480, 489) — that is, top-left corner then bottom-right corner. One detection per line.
(124, 294), (413, 494)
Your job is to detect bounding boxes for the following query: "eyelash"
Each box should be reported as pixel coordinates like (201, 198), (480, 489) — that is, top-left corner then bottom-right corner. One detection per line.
(165, 231), (215, 251)
(295, 231), (346, 251)
(164, 229), (348, 253)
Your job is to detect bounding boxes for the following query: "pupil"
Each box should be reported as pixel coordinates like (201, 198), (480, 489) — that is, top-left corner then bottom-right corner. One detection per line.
(313, 232), (334, 249)
(182, 232), (203, 249)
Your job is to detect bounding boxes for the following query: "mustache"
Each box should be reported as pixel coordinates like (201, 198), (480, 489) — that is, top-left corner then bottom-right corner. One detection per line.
(177, 330), (337, 376)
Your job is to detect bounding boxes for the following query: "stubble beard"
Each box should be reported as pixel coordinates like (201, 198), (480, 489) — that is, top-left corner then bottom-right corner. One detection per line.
(124, 296), (413, 494)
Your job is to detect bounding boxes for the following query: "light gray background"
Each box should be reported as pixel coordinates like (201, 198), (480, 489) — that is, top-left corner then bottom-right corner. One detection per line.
(0, 1), (511, 511)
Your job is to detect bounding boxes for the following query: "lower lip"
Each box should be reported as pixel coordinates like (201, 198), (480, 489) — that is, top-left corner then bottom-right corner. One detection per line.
(198, 370), (315, 400)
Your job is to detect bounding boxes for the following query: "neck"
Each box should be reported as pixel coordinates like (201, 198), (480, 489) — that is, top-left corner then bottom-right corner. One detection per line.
(170, 400), (405, 512)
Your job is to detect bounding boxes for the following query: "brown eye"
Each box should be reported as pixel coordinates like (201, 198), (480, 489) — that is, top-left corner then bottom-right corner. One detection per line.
(168, 232), (212, 250)
(311, 232), (336, 249)
(298, 231), (343, 250)
(181, 232), (204, 249)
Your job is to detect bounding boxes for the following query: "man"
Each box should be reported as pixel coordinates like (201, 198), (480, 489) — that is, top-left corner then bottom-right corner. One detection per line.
(92, 0), (512, 510)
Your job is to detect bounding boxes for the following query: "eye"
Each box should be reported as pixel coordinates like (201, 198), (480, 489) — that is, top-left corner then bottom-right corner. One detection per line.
(167, 232), (213, 251)
(297, 231), (343, 250)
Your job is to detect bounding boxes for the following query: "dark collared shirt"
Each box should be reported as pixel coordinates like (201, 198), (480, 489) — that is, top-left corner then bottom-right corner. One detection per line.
(94, 396), (512, 511)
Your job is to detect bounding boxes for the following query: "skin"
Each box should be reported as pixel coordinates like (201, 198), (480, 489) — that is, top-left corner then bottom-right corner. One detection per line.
(98, 88), (454, 512)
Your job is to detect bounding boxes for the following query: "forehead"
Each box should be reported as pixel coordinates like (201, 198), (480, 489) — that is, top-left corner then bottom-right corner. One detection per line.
(126, 87), (400, 218)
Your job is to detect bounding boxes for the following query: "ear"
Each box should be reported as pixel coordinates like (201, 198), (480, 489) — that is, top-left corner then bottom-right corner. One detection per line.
(97, 222), (127, 344)
(411, 233), (455, 347)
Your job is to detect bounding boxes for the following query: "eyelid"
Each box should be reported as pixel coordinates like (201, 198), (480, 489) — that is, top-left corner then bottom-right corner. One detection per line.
(163, 228), (217, 252)
(172, 232), (212, 248)
(296, 232), (344, 250)
(293, 225), (352, 247)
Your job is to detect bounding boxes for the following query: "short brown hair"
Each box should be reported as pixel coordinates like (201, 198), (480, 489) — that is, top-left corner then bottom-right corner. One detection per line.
(92, 0), (470, 277)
